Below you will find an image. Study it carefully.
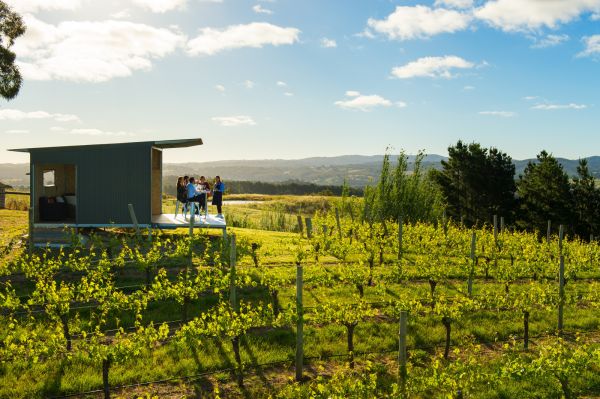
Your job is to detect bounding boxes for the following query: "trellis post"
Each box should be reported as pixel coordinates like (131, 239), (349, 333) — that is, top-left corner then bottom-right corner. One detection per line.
(295, 263), (304, 381)
(398, 311), (408, 393)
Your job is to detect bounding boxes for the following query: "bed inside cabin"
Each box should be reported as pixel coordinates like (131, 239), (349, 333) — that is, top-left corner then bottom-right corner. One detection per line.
(33, 163), (77, 223)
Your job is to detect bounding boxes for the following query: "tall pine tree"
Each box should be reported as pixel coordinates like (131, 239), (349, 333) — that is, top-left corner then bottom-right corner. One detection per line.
(572, 159), (600, 238)
(433, 141), (516, 226)
(516, 151), (573, 233)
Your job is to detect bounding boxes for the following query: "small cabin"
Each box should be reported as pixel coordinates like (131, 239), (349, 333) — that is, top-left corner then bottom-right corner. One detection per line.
(10, 139), (226, 237)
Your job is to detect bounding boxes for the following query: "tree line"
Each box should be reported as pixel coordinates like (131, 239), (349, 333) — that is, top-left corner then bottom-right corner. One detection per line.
(368, 141), (600, 240)
(163, 177), (363, 198)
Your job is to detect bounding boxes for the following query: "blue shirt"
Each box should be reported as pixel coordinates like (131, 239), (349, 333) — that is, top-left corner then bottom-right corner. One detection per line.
(214, 182), (225, 192)
(187, 182), (198, 199)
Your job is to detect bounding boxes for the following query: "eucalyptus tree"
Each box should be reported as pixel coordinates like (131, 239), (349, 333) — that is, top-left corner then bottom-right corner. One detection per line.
(0, 1), (25, 100)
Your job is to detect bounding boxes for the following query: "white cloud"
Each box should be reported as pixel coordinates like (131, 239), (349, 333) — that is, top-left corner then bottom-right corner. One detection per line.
(434, 0), (474, 8)
(0, 109), (80, 122)
(276, 81), (287, 87)
(356, 29), (376, 39)
(474, 0), (600, 32)
(110, 9), (131, 19)
(530, 34), (569, 48)
(479, 111), (517, 117)
(463, 85), (475, 90)
(5, 129), (29, 134)
(367, 5), (471, 40)
(14, 15), (185, 83)
(67, 128), (135, 136)
(244, 80), (255, 89)
(532, 103), (587, 110)
(334, 92), (403, 112)
(212, 115), (256, 127)
(186, 22), (300, 56)
(579, 35), (600, 57)
(284, 92), (294, 97)
(320, 38), (337, 48)
(50, 126), (66, 132)
(391, 56), (474, 79)
(253, 4), (273, 14)
(523, 96), (538, 101)
(3, 0), (82, 13)
(592, 12), (600, 20)
(215, 84), (225, 92)
(132, 0), (187, 13)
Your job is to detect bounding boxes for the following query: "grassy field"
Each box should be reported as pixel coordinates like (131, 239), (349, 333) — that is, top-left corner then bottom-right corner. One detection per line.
(162, 194), (335, 232)
(0, 196), (599, 398)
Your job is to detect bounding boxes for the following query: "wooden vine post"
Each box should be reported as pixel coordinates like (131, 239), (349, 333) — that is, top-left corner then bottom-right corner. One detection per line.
(28, 206), (34, 255)
(493, 215), (498, 244)
(295, 262), (304, 382)
(102, 358), (111, 399)
(558, 225), (564, 334)
(442, 210), (448, 236)
(335, 208), (342, 239)
(183, 234), (192, 322)
(500, 216), (505, 233)
(492, 215), (499, 279)
(468, 232), (476, 296)
(305, 217), (313, 239)
(229, 234), (243, 386)
(398, 311), (408, 394)
(296, 215), (304, 236)
(230, 234), (237, 311)
(547, 220), (552, 243)
(398, 217), (404, 260)
(189, 203), (195, 237)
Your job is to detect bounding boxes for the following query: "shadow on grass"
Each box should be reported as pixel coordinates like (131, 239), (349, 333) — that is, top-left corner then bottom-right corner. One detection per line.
(241, 336), (274, 392)
(40, 358), (67, 397)
(190, 345), (215, 398)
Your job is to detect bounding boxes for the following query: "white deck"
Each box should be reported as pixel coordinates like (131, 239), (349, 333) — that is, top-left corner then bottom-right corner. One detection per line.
(34, 213), (226, 230)
(152, 213), (226, 230)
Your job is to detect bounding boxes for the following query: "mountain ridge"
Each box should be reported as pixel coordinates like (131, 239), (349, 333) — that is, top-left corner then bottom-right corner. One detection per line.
(2, 155), (599, 188)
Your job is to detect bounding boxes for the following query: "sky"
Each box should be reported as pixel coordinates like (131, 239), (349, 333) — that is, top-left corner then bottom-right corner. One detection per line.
(1, 0), (600, 164)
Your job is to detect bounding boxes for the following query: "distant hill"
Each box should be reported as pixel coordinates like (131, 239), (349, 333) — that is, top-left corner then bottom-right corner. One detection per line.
(2, 155), (600, 188)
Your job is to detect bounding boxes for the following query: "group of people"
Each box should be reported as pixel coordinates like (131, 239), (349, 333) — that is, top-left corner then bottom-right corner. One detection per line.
(176, 175), (225, 217)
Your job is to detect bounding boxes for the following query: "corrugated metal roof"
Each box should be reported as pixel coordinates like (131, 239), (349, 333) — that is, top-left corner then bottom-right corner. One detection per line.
(9, 138), (203, 153)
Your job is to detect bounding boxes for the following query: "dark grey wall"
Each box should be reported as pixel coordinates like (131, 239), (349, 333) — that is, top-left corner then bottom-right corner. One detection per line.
(30, 142), (152, 224)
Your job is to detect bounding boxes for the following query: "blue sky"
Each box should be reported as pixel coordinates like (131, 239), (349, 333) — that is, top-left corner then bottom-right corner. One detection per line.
(1, 0), (600, 163)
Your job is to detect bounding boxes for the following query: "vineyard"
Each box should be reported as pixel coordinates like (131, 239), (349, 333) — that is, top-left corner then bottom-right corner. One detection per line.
(1, 207), (600, 398)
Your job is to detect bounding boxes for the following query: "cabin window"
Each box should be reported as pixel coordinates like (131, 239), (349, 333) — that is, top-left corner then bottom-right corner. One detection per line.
(43, 170), (55, 187)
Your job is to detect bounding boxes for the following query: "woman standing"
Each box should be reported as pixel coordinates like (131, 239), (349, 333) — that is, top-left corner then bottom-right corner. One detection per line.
(212, 176), (225, 217)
